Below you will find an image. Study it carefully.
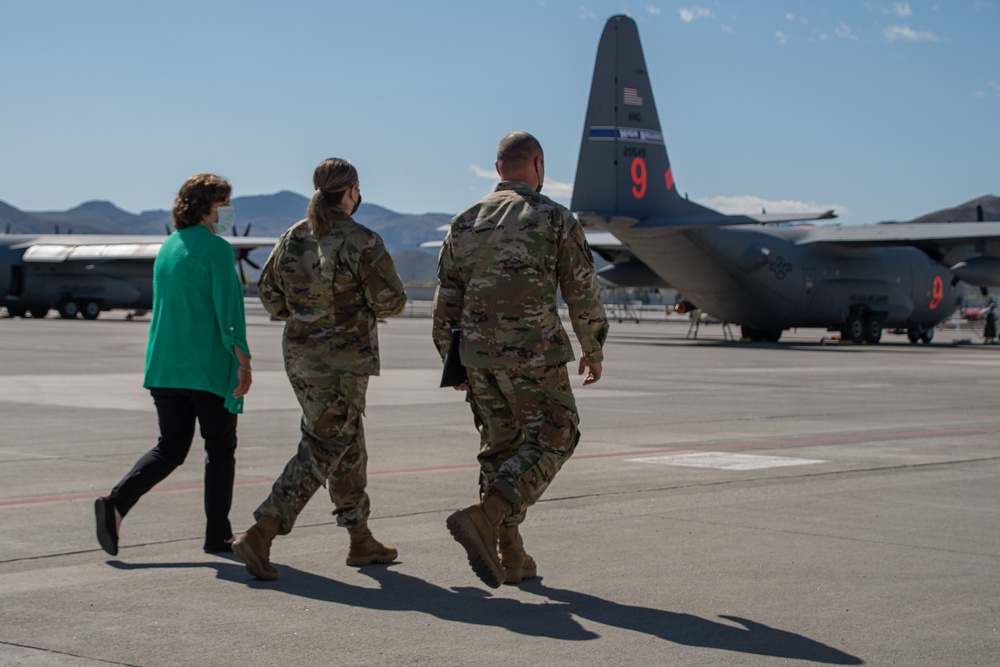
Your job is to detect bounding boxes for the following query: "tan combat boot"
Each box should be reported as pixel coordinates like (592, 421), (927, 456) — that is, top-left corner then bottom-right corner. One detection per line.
(232, 515), (280, 581)
(446, 492), (512, 589)
(346, 524), (398, 566)
(498, 524), (537, 584)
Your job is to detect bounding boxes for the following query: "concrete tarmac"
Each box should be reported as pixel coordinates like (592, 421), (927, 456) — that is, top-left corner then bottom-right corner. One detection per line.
(0, 308), (997, 666)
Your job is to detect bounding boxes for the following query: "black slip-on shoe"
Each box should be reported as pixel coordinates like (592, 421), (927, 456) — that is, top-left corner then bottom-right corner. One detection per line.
(203, 538), (235, 554)
(94, 496), (119, 556)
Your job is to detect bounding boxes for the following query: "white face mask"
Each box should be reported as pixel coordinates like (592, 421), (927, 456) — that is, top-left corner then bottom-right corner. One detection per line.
(212, 205), (235, 235)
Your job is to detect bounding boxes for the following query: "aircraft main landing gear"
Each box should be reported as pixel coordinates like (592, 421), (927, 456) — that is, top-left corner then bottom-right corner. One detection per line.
(865, 316), (883, 344)
(81, 301), (101, 320)
(842, 312), (883, 344)
(58, 301), (79, 319)
(740, 325), (782, 342)
(842, 314), (865, 344)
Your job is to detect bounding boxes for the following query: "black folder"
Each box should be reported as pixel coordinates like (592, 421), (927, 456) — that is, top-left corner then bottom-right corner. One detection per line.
(440, 327), (468, 387)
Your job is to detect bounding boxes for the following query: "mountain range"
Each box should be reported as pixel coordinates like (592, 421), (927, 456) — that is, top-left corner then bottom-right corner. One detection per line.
(1, 192), (997, 286)
(0, 191), (449, 285)
(905, 195), (1000, 224)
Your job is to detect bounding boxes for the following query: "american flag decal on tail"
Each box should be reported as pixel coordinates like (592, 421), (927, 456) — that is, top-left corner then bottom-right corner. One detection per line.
(623, 87), (643, 106)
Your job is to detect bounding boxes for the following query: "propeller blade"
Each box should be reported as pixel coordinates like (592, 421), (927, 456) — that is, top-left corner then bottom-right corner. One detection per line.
(238, 259), (247, 285)
(243, 222), (252, 237)
(245, 258), (261, 270)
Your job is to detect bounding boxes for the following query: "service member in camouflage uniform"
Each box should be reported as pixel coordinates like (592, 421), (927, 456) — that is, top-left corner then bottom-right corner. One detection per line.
(233, 158), (407, 581)
(434, 132), (608, 588)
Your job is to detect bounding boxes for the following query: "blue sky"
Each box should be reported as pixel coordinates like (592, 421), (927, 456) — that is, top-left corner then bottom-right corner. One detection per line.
(1, 1), (996, 226)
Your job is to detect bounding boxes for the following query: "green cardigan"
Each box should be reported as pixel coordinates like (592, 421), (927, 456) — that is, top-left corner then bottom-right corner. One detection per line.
(143, 224), (250, 414)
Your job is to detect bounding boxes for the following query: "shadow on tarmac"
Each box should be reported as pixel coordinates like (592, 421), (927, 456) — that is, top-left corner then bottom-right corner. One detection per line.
(108, 560), (862, 664)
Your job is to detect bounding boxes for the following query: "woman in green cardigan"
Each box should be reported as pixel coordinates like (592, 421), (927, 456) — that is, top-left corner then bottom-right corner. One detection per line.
(94, 173), (252, 556)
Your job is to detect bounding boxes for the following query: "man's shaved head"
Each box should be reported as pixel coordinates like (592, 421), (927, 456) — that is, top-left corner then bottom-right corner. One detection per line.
(496, 132), (542, 171)
(496, 131), (544, 189)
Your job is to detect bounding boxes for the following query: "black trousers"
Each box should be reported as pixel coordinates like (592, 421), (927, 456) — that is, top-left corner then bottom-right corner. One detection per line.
(109, 388), (238, 545)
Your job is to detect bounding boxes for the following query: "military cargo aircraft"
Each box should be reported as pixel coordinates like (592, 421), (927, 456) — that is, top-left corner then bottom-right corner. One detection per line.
(573, 15), (1000, 344)
(0, 232), (275, 319)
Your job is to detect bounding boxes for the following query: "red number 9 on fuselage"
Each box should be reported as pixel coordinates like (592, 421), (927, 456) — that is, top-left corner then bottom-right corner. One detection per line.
(929, 275), (943, 310)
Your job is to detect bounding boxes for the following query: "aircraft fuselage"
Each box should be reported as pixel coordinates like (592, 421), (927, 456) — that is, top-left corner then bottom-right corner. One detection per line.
(0, 236), (152, 318)
(616, 224), (958, 332)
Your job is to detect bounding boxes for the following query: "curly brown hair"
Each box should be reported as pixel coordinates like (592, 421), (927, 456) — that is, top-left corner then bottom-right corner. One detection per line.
(172, 173), (232, 230)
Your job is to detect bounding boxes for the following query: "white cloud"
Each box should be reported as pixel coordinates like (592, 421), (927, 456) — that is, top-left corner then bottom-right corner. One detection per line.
(697, 195), (847, 218)
(775, 30), (789, 45)
(579, 6), (597, 20)
(980, 80), (1000, 98)
(785, 13), (795, 21)
(542, 179), (574, 201)
(834, 23), (859, 41)
(469, 164), (496, 180)
(468, 164), (573, 202)
(679, 6), (714, 22)
(883, 24), (939, 41)
(721, 24), (734, 34)
(647, 4), (661, 15)
(893, 2), (913, 17)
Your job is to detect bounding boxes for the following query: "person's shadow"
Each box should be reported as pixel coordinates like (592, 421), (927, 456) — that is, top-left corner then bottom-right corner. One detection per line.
(108, 560), (862, 664)
(517, 578), (862, 664)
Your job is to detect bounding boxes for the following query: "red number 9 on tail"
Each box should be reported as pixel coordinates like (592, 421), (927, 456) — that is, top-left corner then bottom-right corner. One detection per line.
(631, 157), (647, 199)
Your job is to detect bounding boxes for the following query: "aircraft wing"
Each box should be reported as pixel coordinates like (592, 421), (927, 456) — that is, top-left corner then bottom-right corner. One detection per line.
(420, 230), (622, 255)
(794, 222), (1000, 248)
(416, 224), (453, 250)
(15, 234), (278, 263)
(584, 231), (625, 263)
(584, 230), (673, 288)
(225, 236), (280, 250)
(742, 210), (837, 224)
(578, 210), (836, 230)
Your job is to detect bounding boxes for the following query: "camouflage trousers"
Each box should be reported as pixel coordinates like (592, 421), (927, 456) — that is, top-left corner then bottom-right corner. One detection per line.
(467, 363), (580, 524)
(254, 376), (371, 534)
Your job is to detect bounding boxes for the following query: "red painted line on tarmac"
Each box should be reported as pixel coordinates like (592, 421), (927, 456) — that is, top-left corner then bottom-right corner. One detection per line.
(3, 425), (998, 508)
(0, 478), (278, 507)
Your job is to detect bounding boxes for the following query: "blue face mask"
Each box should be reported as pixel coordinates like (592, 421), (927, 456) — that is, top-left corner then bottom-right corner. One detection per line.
(212, 205), (235, 235)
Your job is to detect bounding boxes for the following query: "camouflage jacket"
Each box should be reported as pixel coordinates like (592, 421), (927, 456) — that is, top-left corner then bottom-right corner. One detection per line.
(433, 181), (608, 370)
(259, 214), (407, 380)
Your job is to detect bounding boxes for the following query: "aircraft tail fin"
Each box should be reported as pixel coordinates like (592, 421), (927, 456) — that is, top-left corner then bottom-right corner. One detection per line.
(571, 15), (717, 223)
